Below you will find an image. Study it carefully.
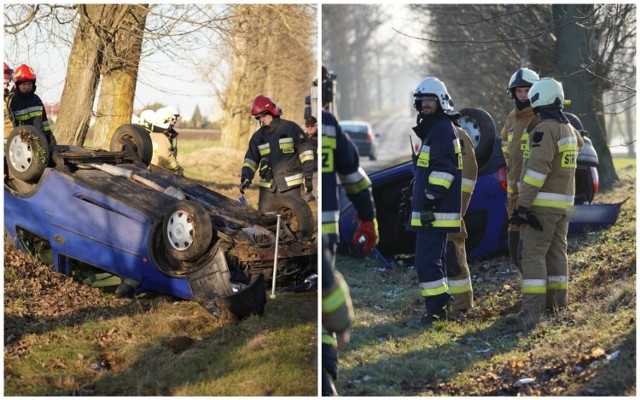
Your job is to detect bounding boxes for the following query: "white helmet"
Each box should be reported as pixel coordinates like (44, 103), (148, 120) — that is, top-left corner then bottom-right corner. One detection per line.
(528, 77), (564, 109)
(508, 67), (540, 90)
(139, 109), (156, 127)
(413, 77), (456, 114)
(154, 106), (179, 129)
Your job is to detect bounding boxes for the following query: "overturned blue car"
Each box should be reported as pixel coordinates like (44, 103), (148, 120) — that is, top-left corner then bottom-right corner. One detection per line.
(4, 124), (316, 320)
(338, 109), (624, 261)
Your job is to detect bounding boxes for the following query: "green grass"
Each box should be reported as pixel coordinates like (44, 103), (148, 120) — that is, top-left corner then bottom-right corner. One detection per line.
(334, 162), (636, 396)
(612, 157), (635, 171)
(176, 139), (220, 156)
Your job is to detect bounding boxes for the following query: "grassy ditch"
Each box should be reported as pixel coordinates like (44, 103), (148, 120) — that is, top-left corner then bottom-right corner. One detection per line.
(334, 159), (636, 396)
(4, 139), (318, 396)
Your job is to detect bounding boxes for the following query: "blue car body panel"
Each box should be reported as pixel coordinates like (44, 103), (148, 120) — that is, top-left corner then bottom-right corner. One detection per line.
(4, 168), (196, 300)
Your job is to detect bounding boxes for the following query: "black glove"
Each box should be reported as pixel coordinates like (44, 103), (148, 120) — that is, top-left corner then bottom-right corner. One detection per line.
(420, 209), (435, 228)
(509, 209), (523, 226)
(304, 175), (313, 193)
(517, 206), (543, 231)
(240, 178), (250, 194)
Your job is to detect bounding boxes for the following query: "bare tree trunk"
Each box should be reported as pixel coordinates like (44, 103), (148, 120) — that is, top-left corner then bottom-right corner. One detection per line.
(93, 5), (148, 149)
(55, 5), (104, 145)
(220, 5), (262, 149)
(553, 4), (618, 190)
(220, 5), (315, 150)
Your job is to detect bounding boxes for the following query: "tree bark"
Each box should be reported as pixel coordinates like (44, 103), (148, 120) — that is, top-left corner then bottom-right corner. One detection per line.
(553, 4), (618, 190)
(93, 5), (148, 149)
(220, 5), (315, 150)
(54, 5), (104, 145)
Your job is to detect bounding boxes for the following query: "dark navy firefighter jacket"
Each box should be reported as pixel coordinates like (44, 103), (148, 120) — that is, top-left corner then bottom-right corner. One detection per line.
(408, 111), (462, 233)
(321, 110), (375, 244)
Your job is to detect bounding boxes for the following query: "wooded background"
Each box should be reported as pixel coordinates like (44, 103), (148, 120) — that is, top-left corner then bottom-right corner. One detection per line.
(322, 4), (636, 190)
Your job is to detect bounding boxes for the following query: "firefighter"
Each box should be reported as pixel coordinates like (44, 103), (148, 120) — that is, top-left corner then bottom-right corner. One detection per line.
(446, 121), (477, 317)
(321, 66), (378, 396)
(8, 64), (56, 146)
(500, 67), (540, 270)
(142, 107), (183, 176)
(508, 77), (583, 326)
(4, 62), (15, 139)
(240, 95), (315, 213)
(304, 115), (318, 201)
(409, 76), (462, 326)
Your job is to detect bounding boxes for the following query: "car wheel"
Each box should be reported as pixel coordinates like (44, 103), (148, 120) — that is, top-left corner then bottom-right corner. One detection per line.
(265, 194), (315, 240)
(459, 108), (496, 168)
(163, 200), (213, 262)
(109, 124), (153, 166)
(6, 126), (50, 183)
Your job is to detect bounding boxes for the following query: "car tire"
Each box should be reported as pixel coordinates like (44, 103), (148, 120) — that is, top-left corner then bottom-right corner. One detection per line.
(6, 126), (50, 183)
(459, 108), (496, 168)
(109, 124), (153, 166)
(163, 200), (213, 262)
(264, 193), (315, 240)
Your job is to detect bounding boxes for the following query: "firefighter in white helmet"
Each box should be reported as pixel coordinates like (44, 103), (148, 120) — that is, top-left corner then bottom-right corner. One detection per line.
(506, 77), (583, 328)
(500, 67), (540, 271)
(408, 77), (462, 327)
(140, 106), (183, 176)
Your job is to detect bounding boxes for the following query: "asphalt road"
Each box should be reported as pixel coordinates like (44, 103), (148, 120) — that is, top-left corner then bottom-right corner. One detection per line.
(359, 114), (417, 174)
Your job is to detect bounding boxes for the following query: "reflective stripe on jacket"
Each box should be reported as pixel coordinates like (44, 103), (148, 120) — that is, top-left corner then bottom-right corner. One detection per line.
(408, 112), (462, 233)
(321, 110), (375, 239)
(518, 118), (583, 214)
(500, 106), (535, 199)
(241, 118), (314, 193)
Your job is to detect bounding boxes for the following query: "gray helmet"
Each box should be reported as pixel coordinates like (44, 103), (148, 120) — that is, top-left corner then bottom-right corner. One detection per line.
(508, 67), (540, 90)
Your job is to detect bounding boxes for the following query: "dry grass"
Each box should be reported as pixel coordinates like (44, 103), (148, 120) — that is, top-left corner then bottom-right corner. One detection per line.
(334, 160), (636, 396)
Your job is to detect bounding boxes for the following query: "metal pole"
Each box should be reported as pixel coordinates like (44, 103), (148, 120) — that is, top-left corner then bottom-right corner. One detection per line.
(270, 212), (281, 299)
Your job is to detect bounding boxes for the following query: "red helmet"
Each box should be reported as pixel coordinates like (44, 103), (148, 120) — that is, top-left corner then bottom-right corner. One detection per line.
(251, 95), (282, 117)
(4, 62), (13, 80)
(13, 64), (36, 85)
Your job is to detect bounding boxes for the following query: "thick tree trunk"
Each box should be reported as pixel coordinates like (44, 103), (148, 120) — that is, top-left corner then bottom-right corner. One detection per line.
(221, 5), (315, 150)
(93, 5), (148, 149)
(553, 4), (618, 190)
(55, 5), (104, 145)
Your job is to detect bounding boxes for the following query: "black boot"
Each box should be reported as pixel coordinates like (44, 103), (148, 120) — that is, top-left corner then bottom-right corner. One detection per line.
(421, 293), (452, 326)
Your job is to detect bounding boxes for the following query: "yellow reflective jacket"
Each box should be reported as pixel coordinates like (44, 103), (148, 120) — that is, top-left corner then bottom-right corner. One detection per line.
(518, 118), (584, 214)
(500, 106), (535, 199)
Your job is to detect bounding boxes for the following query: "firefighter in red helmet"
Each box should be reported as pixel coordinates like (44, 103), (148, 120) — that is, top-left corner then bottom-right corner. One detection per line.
(240, 94), (315, 217)
(8, 64), (56, 145)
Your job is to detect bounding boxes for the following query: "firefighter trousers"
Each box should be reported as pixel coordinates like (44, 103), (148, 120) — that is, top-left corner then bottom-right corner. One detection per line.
(415, 231), (452, 317)
(150, 132), (179, 171)
(446, 228), (473, 311)
(321, 330), (339, 396)
(506, 197), (522, 270)
(520, 212), (569, 312)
